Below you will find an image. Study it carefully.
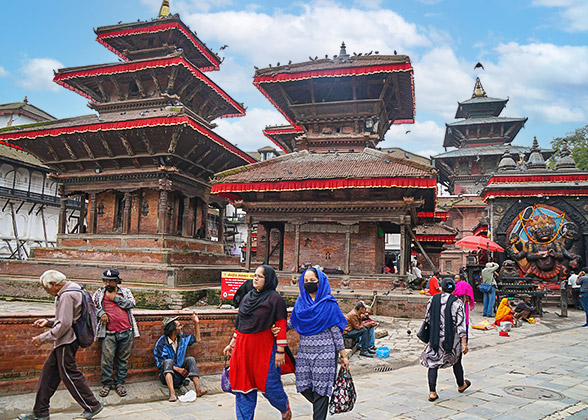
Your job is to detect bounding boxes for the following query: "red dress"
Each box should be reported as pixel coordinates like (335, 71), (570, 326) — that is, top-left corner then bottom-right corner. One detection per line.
(230, 318), (294, 393)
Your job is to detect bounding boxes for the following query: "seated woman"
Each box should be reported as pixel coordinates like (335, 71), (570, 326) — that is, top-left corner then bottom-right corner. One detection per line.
(495, 298), (515, 326)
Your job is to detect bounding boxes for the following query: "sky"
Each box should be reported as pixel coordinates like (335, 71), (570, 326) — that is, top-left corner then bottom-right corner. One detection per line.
(2, 0), (588, 158)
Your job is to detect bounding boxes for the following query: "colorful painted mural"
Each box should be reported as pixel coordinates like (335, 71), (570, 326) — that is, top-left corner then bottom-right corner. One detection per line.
(506, 204), (581, 281)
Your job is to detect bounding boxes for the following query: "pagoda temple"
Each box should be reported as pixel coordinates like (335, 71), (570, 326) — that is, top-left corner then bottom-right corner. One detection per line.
(0, 4), (254, 296)
(212, 44), (439, 283)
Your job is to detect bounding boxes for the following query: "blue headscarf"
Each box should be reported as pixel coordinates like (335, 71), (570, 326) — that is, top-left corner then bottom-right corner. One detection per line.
(290, 267), (348, 336)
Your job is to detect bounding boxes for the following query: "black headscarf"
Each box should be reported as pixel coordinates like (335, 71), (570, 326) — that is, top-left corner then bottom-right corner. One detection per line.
(429, 278), (458, 353)
(233, 279), (254, 308)
(236, 265), (287, 334)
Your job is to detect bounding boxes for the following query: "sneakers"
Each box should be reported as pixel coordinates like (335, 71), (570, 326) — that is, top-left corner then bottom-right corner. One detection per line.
(367, 348), (376, 354)
(17, 414), (49, 420)
(359, 350), (374, 358)
(72, 403), (103, 420)
(582, 323), (588, 327)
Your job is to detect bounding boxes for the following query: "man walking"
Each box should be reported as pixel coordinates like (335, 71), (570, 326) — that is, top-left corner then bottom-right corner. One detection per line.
(18, 270), (102, 420)
(481, 262), (499, 317)
(93, 269), (139, 398)
(575, 268), (588, 327)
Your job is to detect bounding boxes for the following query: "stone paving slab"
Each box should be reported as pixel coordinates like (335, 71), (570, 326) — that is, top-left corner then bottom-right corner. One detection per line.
(1, 300), (587, 420)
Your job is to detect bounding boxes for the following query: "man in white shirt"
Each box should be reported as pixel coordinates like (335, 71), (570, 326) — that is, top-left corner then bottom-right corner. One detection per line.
(568, 272), (581, 310)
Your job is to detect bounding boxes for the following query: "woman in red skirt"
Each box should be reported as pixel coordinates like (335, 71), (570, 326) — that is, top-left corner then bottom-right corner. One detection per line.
(224, 265), (294, 420)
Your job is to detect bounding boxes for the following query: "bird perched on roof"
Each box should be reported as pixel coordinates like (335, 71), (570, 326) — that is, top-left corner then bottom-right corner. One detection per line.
(394, 50), (397, 55)
(474, 62), (484, 70)
(254, 66), (259, 70)
(276, 62), (280, 66)
(404, 152), (410, 159)
(268, 64), (272, 67)
(315, 56), (318, 60)
(288, 60), (292, 64)
(367, 51), (373, 55)
(309, 56), (314, 61)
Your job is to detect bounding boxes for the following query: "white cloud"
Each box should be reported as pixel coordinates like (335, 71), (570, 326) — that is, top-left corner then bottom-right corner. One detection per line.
(533, 0), (588, 32)
(17, 58), (63, 92)
(214, 107), (287, 151)
(354, 0), (383, 9)
(381, 120), (445, 156)
(181, 2), (431, 66)
(0, 66), (8, 77)
(523, 103), (585, 124)
(413, 47), (472, 119)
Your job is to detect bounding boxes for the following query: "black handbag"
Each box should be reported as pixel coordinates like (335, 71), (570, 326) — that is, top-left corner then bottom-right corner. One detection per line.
(417, 320), (430, 343)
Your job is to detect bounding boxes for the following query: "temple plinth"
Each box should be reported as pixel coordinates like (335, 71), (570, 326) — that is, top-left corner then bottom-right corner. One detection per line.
(0, 7), (254, 295)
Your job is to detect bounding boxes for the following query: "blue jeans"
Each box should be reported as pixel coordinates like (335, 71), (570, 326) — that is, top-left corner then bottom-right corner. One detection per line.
(580, 293), (588, 324)
(101, 328), (133, 387)
(364, 326), (375, 349)
(344, 328), (372, 351)
(482, 286), (496, 316)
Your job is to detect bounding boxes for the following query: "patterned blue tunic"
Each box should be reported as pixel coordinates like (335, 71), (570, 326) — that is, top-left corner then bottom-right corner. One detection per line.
(289, 320), (345, 397)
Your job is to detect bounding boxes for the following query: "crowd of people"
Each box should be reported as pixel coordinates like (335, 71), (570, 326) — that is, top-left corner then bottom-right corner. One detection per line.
(17, 261), (588, 420)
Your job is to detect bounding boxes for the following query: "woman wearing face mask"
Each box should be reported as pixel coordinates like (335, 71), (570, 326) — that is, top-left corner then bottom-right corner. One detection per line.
(223, 265), (294, 420)
(288, 267), (349, 420)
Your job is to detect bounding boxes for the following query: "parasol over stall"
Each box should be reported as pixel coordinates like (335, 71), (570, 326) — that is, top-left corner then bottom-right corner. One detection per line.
(456, 235), (504, 252)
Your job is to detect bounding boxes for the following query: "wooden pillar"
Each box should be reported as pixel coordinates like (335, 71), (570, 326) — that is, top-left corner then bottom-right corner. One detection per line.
(218, 206), (225, 245)
(58, 197), (67, 235)
(40, 207), (49, 246)
(89, 193), (97, 234)
(201, 201), (209, 239)
(399, 222), (406, 275)
(78, 193), (86, 233)
(194, 198), (202, 237)
(9, 202), (22, 260)
(294, 223), (301, 272)
(344, 225), (352, 274)
(264, 225), (271, 264)
(245, 219), (253, 272)
(278, 226), (284, 271)
(182, 196), (191, 237)
(122, 192), (132, 234)
(158, 189), (168, 234)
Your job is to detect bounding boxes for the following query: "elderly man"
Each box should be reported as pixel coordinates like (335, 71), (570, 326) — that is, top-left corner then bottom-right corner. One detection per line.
(93, 268), (139, 398)
(18, 270), (102, 420)
(342, 301), (374, 358)
(513, 295), (535, 325)
(154, 312), (208, 402)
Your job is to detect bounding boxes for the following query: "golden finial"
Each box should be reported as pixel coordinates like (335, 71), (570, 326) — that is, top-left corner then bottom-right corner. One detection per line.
(158, 0), (170, 18)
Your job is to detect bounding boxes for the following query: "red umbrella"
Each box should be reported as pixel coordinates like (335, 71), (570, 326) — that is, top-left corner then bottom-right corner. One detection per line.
(456, 235), (504, 252)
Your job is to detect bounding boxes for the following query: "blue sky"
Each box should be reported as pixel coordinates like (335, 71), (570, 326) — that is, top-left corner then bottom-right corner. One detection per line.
(2, 0), (588, 156)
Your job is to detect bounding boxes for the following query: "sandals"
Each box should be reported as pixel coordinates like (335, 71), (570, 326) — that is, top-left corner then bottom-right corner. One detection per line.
(99, 386), (111, 397)
(115, 385), (127, 397)
(458, 379), (472, 393)
(428, 393), (439, 402)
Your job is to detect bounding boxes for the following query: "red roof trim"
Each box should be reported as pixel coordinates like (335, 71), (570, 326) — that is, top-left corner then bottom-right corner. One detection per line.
(417, 211), (449, 220)
(0, 116), (256, 164)
(95, 22), (220, 71)
(254, 63), (413, 84)
(488, 174), (588, 185)
(0, 140), (24, 151)
(416, 234), (456, 243)
(483, 188), (588, 201)
(474, 226), (489, 236)
(53, 57), (245, 118)
(262, 127), (305, 154)
(212, 177), (436, 194)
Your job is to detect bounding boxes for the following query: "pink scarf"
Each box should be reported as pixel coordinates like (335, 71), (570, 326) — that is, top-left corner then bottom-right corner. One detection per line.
(454, 281), (475, 325)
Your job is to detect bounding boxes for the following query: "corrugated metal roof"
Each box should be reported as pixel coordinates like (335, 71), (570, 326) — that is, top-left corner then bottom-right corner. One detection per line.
(447, 117), (527, 127)
(432, 145), (553, 159)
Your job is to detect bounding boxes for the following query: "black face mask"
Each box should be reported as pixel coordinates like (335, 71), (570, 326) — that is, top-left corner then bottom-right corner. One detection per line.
(105, 285), (116, 293)
(304, 282), (318, 294)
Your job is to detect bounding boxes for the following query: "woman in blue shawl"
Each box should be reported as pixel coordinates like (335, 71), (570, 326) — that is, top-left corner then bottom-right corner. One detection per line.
(288, 267), (348, 420)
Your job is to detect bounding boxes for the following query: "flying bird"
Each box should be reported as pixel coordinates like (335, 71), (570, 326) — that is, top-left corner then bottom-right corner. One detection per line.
(405, 130), (411, 134)
(219, 44), (229, 50)
(474, 62), (485, 70)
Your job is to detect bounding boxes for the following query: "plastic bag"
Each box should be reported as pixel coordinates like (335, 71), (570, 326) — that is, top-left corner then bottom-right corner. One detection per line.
(500, 321), (512, 332)
(329, 368), (357, 414)
(375, 346), (390, 358)
(178, 390), (196, 402)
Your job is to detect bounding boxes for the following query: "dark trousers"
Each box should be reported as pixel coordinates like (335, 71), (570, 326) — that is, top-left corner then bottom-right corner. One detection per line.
(101, 328), (133, 387)
(427, 356), (465, 393)
(301, 389), (329, 420)
(343, 328), (370, 351)
(159, 357), (199, 389)
(571, 288), (581, 310)
(580, 293), (588, 324)
(33, 342), (100, 417)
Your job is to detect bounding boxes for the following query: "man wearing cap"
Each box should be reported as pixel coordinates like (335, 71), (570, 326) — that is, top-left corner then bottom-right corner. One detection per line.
(513, 295), (535, 325)
(92, 269), (139, 398)
(18, 270), (102, 420)
(154, 312), (208, 402)
(342, 301), (375, 358)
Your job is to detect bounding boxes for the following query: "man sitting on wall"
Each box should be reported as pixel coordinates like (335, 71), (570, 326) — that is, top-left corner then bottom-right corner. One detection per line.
(513, 294), (535, 325)
(342, 301), (375, 358)
(154, 312), (208, 402)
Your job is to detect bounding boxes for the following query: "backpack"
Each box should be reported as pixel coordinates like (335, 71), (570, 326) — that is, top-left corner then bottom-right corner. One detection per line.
(64, 286), (97, 348)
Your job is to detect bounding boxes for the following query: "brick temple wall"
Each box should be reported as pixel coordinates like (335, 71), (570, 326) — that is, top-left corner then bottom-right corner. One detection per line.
(0, 309), (300, 396)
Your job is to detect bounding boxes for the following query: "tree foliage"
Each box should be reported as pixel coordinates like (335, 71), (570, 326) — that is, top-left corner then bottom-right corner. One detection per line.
(550, 125), (588, 170)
